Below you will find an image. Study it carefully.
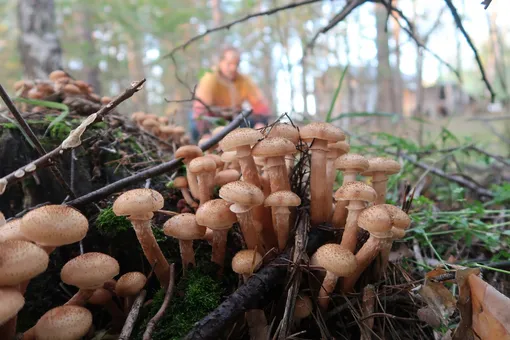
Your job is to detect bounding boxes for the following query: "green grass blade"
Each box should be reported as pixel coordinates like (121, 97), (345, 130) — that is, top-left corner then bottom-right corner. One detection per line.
(0, 113), (37, 149)
(325, 65), (349, 123)
(329, 111), (398, 122)
(13, 97), (70, 137)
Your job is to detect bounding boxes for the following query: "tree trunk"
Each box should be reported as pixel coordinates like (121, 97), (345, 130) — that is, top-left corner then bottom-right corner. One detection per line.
(74, 6), (101, 93)
(375, 3), (394, 129)
(301, 44), (309, 114)
(211, 0), (222, 26)
(391, 6), (403, 115)
(17, 0), (63, 79)
(126, 35), (149, 112)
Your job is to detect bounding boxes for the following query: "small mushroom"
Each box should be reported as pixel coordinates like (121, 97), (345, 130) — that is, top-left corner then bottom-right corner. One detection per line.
(60, 252), (120, 306)
(220, 151), (241, 171)
(299, 122), (345, 226)
(0, 240), (49, 286)
(0, 218), (30, 242)
(188, 156), (217, 205)
(341, 205), (393, 293)
(378, 204), (411, 273)
(266, 122), (300, 174)
(334, 182), (377, 253)
(173, 176), (198, 208)
(115, 272), (147, 313)
(112, 189), (170, 288)
(34, 305), (93, 340)
(0, 211), (5, 226)
(361, 157), (401, 205)
(163, 213), (206, 271)
(204, 153), (224, 173)
(219, 181), (265, 251)
(311, 243), (357, 310)
(264, 191), (301, 251)
(293, 294), (313, 328)
(0, 287), (24, 330)
(196, 199), (237, 269)
(331, 154), (370, 228)
(214, 169), (241, 187)
(175, 145), (203, 199)
(325, 141), (351, 221)
(87, 288), (124, 332)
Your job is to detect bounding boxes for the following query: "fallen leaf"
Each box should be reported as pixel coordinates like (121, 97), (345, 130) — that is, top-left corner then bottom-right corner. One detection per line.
(452, 267), (479, 340)
(417, 281), (457, 327)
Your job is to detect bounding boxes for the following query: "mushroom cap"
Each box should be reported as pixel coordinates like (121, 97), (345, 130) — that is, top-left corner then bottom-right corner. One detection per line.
(219, 128), (263, 152)
(312, 243), (357, 277)
(362, 157), (401, 176)
(34, 305), (93, 340)
(20, 205), (89, 246)
(214, 169), (241, 187)
(173, 126), (186, 135)
(0, 287), (25, 326)
(299, 122), (345, 143)
(264, 191), (301, 208)
(188, 156), (217, 174)
(251, 137), (297, 158)
(391, 227), (406, 239)
(334, 182), (377, 202)
(87, 288), (112, 305)
(61, 252), (120, 290)
(266, 123), (300, 145)
(220, 151), (237, 163)
(219, 181), (265, 207)
(163, 213), (206, 240)
(205, 153), (224, 169)
(334, 154), (369, 173)
(294, 295), (313, 319)
(49, 70), (67, 81)
(195, 199), (237, 230)
(142, 118), (159, 129)
(115, 272), (147, 297)
(175, 145), (203, 162)
(231, 249), (263, 275)
(112, 188), (164, 219)
(0, 218), (30, 242)
(381, 204), (411, 230)
(0, 240), (49, 286)
(173, 176), (188, 189)
(358, 205), (393, 235)
(0, 211), (4, 226)
(328, 141), (350, 156)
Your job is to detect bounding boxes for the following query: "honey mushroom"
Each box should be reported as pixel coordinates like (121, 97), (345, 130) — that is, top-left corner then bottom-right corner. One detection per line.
(378, 204), (411, 273)
(266, 122), (300, 175)
(299, 122), (345, 226)
(33, 305), (93, 340)
(86, 288), (125, 332)
(264, 191), (301, 251)
(220, 151), (240, 171)
(0, 218), (30, 242)
(188, 156), (217, 206)
(361, 157), (401, 205)
(214, 169), (241, 187)
(0, 287), (25, 327)
(325, 141), (350, 221)
(173, 176), (198, 209)
(115, 272), (147, 314)
(175, 145), (204, 200)
(163, 213), (206, 272)
(293, 294), (313, 329)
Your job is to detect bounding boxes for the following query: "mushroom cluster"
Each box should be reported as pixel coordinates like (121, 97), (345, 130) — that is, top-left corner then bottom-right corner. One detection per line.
(130, 111), (191, 146)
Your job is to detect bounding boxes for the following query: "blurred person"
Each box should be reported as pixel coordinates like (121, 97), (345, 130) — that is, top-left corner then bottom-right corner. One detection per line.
(189, 46), (271, 141)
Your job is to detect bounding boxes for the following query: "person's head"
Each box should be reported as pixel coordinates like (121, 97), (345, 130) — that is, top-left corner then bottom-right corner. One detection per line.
(218, 46), (240, 81)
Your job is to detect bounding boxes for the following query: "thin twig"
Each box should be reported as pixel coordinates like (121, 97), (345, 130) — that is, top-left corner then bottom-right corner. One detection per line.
(63, 109), (252, 209)
(143, 263), (176, 340)
(444, 0), (495, 102)
(0, 79), (146, 195)
(357, 312), (419, 323)
(119, 289), (148, 340)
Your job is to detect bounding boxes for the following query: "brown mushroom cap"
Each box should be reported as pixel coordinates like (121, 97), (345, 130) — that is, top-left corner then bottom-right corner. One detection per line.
(0, 218), (30, 242)
(266, 123), (300, 145)
(220, 151), (237, 163)
(173, 176), (188, 189)
(175, 145), (203, 162)
(34, 305), (93, 340)
(87, 288), (112, 305)
(328, 141), (350, 155)
(362, 157), (401, 176)
(299, 122), (345, 143)
(20, 205), (89, 246)
(219, 181), (265, 207)
(163, 213), (206, 240)
(218, 128), (263, 152)
(264, 191), (301, 208)
(204, 153), (224, 169)
(214, 169), (241, 187)
(61, 252), (120, 290)
(231, 249), (263, 275)
(195, 199), (237, 230)
(49, 70), (67, 81)
(391, 227), (406, 239)
(334, 154), (369, 173)
(334, 181), (377, 203)
(294, 295), (313, 320)
(0, 287), (25, 326)
(115, 272), (147, 297)
(251, 137), (297, 158)
(0, 240), (49, 286)
(112, 188), (164, 220)
(381, 204), (411, 230)
(188, 156), (217, 174)
(357, 205), (393, 235)
(311, 243), (357, 277)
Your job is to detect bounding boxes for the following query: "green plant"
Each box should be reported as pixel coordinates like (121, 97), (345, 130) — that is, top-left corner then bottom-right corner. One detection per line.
(95, 207), (132, 237)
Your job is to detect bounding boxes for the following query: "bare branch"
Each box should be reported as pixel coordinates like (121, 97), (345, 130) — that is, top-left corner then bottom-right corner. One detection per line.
(119, 290), (147, 340)
(444, 0), (496, 102)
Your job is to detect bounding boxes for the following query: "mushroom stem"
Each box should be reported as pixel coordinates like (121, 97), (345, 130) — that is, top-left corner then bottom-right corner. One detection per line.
(179, 239), (196, 272)
(272, 207), (290, 251)
(196, 172), (215, 205)
(236, 209), (260, 250)
(342, 236), (383, 293)
(265, 158), (290, 192)
(339, 201), (365, 253)
(105, 301), (126, 332)
(372, 173), (388, 205)
(331, 171), (358, 228)
(180, 188), (198, 208)
(130, 218), (170, 288)
(186, 169), (199, 200)
(309, 139), (329, 226)
(211, 229), (229, 268)
(236, 145), (261, 187)
(1, 316), (17, 340)
(65, 289), (95, 306)
(318, 271), (339, 311)
(245, 310), (268, 340)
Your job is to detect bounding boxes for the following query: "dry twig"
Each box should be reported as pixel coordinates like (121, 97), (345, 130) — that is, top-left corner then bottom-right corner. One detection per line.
(119, 289), (148, 340)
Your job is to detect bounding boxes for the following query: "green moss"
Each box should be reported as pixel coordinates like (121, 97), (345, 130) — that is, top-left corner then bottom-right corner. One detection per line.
(135, 266), (223, 340)
(95, 207), (132, 237)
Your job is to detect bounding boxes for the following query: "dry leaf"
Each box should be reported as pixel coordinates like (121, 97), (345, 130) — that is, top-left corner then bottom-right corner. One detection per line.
(417, 281), (457, 327)
(452, 268), (479, 340)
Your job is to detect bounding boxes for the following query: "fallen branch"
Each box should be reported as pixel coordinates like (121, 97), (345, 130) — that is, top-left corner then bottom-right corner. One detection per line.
(143, 263), (176, 340)
(0, 79), (146, 195)
(119, 289), (148, 340)
(64, 109), (252, 208)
